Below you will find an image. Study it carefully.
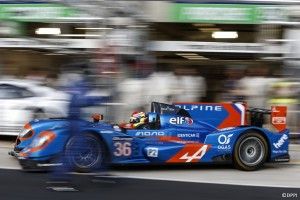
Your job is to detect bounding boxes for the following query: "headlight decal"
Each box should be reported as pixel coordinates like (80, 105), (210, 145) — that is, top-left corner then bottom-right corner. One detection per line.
(19, 123), (34, 141)
(29, 131), (56, 153)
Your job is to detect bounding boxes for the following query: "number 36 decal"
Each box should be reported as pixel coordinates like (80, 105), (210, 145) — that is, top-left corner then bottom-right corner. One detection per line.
(114, 142), (132, 157)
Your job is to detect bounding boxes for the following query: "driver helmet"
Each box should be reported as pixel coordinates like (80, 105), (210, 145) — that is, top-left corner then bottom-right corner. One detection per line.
(129, 111), (147, 128)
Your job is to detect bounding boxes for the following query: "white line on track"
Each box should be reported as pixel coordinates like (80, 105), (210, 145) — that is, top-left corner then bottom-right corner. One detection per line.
(114, 175), (300, 189)
(0, 166), (21, 170)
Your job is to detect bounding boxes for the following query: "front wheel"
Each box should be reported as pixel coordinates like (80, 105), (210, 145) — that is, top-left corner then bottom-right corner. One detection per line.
(65, 134), (106, 173)
(233, 132), (268, 171)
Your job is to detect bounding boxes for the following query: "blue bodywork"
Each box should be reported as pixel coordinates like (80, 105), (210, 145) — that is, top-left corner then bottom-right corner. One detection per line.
(14, 102), (289, 167)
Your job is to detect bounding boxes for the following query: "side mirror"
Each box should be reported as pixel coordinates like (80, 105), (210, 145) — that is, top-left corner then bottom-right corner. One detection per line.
(92, 114), (103, 123)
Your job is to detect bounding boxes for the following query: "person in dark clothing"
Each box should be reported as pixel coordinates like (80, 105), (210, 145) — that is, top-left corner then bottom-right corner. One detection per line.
(47, 68), (110, 192)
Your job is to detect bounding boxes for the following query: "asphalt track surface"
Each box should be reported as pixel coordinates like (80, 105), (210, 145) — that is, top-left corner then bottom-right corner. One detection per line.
(0, 168), (299, 200)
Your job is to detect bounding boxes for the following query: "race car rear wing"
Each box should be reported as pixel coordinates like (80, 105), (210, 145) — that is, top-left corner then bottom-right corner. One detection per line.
(247, 106), (287, 132)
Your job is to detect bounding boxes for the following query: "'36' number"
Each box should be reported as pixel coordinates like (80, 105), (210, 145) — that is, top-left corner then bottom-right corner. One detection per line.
(114, 142), (132, 156)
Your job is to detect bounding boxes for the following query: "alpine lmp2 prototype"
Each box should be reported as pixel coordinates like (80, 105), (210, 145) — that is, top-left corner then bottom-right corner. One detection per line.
(10, 102), (290, 171)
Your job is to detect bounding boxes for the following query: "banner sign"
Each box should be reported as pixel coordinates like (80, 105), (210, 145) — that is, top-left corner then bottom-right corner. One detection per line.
(171, 3), (288, 24)
(0, 4), (79, 22)
(148, 41), (286, 54)
(0, 38), (100, 49)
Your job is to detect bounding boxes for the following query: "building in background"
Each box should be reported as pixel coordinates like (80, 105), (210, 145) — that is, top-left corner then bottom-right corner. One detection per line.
(0, 2), (105, 78)
(0, 0), (298, 135)
(144, 1), (296, 101)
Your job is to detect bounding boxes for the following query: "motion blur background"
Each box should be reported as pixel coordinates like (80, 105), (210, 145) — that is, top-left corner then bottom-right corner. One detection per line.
(0, 0), (299, 137)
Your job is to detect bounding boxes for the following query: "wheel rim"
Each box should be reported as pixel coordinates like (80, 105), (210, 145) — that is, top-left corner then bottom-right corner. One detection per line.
(70, 136), (103, 169)
(238, 136), (265, 167)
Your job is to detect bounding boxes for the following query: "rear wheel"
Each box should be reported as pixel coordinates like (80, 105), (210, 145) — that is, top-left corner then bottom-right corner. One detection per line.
(233, 132), (268, 171)
(65, 133), (106, 173)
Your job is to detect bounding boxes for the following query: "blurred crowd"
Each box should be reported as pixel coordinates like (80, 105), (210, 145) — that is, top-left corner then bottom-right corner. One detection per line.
(0, 59), (298, 134)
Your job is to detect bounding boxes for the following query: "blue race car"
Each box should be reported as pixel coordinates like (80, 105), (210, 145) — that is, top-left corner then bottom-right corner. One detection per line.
(10, 102), (290, 171)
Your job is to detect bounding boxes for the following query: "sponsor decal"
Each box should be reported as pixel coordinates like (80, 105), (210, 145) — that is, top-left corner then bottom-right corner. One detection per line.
(147, 147), (158, 157)
(167, 144), (210, 163)
(100, 130), (113, 134)
(161, 106), (175, 112)
(179, 145), (209, 162)
(169, 117), (193, 125)
(273, 134), (288, 149)
(272, 117), (286, 125)
(272, 107), (280, 113)
(272, 150), (288, 154)
(271, 106), (287, 132)
(217, 134), (233, 150)
(37, 163), (63, 167)
(177, 133), (200, 138)
(218, 134), (233, 144)
(113, 137), (132, 141)
(176, 105), (222, 112)
(218, 127), (235, 131)
(135, 131), (165, 137)
(185, 117), (194, 125)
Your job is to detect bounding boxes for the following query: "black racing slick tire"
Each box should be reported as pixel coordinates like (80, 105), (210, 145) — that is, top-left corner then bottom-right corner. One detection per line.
(65, 133), (106, 173)
(233, 132), (268, 171)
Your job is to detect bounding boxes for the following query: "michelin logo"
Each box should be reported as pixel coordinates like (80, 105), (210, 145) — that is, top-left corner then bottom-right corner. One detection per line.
(273, 134), (288, 149)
